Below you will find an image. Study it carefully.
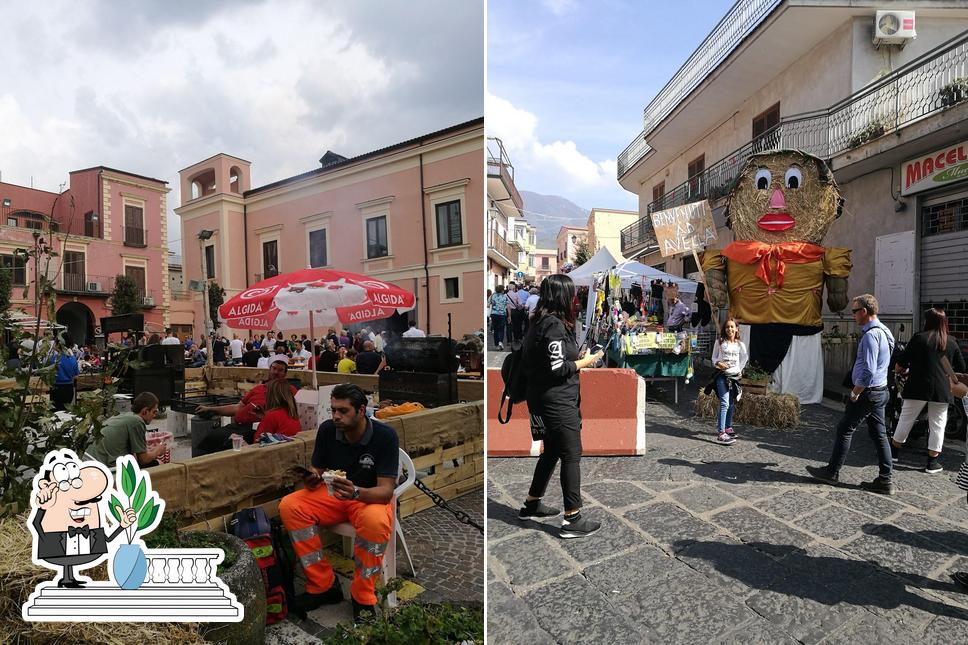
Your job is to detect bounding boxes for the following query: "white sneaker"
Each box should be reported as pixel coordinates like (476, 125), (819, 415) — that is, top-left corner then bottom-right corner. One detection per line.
(716, 432), (736, 445)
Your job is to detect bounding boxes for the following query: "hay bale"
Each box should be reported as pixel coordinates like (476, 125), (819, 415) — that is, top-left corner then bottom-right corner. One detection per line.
(0, 515), (205, 644)
(696, 389), (800, 429)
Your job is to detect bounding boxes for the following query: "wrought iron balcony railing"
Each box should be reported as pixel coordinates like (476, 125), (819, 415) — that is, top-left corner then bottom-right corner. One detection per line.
(489, 231), (516, 267)
(642, 0), (783, 138)
(58, 273), (114, 295)
(617, 133), (653, 179)
(621, 31), (968, 254)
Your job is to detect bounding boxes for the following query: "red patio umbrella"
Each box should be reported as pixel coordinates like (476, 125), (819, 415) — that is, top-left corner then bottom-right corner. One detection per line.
(218, 268), (415, 391)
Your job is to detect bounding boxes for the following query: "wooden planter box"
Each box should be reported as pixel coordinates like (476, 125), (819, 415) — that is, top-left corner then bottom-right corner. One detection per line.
(740, 378), (769, 396)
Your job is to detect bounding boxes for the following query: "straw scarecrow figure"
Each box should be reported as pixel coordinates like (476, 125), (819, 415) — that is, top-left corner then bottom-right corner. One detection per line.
(701, 150), (850, 403)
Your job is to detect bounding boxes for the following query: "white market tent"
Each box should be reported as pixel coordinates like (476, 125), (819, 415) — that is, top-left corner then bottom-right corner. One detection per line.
(613, 261), (699, 294)
(567, 247), (699, 294)
(566, 247), (626, 286)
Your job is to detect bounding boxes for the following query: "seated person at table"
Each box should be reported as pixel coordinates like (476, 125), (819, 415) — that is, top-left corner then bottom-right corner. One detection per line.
(86, 392), (167, 467)
(337, 349), (358, 374)
(252, 379), (302, 442)
(194, 360), (297, 454)
(279, 383), (398, 622)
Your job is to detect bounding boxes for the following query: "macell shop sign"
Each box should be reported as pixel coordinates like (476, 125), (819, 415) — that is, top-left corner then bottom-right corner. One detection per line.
(901, 140), (968, 196)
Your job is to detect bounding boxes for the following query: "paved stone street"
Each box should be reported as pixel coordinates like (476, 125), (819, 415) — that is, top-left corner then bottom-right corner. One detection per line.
(488, 381), (968, 644)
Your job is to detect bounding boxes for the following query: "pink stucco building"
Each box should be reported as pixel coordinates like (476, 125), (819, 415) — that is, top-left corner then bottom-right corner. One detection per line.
(533, 249), (558, 284)
(175, 118), (484, 339)
(0, 167), (170, 345)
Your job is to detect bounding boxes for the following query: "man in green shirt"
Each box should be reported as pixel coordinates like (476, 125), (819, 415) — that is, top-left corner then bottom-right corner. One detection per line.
(86, 392), (166, 468)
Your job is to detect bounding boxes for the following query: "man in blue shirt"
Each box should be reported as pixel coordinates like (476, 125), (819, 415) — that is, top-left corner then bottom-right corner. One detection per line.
(807, 294), (896, 494)
(49, 335), (80, 412)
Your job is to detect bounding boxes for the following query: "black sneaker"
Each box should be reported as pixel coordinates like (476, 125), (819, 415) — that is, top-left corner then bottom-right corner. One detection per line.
(352, 598), (377, 624)
(890, 443), (899, 463)
(860, 476), (896, 495)
(559, 514), (601, 539)
(952, 571), (968, 591)
(805, 464), (840, 486)
(296, 580), (344, 612)
(925, 456), (943, 474)
(519, 500), (561, 520)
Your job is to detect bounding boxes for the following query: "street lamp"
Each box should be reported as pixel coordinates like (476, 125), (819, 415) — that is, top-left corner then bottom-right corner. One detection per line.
(198, 229), (215, 366)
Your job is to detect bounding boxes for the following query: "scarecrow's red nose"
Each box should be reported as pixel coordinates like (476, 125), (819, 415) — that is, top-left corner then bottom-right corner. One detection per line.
(768, 189), (786, 209)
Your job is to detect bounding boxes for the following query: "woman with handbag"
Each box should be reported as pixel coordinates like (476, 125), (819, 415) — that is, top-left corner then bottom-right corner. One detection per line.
(518, 274), (604, 539)
(890, 308), (967, 473)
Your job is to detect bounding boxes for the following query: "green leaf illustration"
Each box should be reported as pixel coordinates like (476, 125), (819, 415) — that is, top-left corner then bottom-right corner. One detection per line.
(137, 497), (155, 531)
(122, 462), (135, 497)
(109, 494), (123, 523)
(132, 478), (146, 513)
(145, 502), (160, 529)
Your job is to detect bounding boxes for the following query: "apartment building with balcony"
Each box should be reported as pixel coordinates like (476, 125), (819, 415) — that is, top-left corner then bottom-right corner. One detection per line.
(0, 166), (170, 345)
(509, 217), (537, 284)
(533, 249), (558, 284)
(556, 225), (587, 269)
(487, 137), (524, 292)
(586, 208), (637, 260)
(618, 1), (968, 353)
(175, 118), (484, 339)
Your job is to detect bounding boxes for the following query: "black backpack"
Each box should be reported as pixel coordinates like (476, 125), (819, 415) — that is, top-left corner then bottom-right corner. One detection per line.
(498, 347), (527, 424)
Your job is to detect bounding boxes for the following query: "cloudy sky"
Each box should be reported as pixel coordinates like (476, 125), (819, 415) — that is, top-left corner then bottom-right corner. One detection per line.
(488, 0), (734, 216)
(0, 0), (483, 256)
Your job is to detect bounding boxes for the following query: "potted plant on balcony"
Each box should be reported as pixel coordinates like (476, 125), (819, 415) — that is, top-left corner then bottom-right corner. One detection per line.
(846, 118), (888, 150)
(938, 78), (968, 109)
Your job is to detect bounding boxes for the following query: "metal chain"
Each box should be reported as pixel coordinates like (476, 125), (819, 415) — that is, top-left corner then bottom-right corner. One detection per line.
(412, 477), (484, 534)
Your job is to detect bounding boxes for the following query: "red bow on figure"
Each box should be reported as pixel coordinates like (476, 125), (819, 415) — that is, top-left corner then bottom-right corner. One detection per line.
(722, 241), (825, 287)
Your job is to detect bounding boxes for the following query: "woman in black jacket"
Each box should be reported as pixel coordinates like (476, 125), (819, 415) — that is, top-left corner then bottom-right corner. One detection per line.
(890, 308), (966, 473)
(518, 274), (605, 539)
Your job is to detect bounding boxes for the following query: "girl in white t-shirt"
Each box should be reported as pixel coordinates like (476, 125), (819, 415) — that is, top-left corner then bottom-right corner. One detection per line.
(711, 317), (748, 445)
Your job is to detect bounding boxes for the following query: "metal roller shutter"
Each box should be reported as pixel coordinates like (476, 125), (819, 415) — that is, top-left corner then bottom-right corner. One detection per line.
(919, 190), (968, 355)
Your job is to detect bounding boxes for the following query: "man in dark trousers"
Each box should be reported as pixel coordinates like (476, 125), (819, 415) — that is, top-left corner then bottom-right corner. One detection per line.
(807, 294), (896, 494)
(279, 384), (398, 624)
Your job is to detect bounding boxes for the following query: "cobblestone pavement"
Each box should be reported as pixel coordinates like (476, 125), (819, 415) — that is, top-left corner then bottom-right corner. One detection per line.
(488, 382), (968, 644)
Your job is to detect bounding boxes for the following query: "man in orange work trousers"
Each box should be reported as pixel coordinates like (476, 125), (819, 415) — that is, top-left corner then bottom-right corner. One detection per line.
(279, 383), (398, 623)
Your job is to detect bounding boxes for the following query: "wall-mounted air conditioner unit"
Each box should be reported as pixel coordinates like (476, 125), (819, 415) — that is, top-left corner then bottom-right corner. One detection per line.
(87, 281), (102, 292)
(873, 10), (915, 48)
(143, 295), (155, 306)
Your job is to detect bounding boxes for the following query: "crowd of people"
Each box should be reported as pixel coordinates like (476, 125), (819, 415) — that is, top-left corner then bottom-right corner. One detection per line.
(487, 281), (539, 350)
(182, 326), (404, 374)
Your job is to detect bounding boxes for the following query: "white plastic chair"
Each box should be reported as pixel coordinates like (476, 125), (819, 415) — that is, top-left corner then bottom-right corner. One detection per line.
(328, 448), (416, 607)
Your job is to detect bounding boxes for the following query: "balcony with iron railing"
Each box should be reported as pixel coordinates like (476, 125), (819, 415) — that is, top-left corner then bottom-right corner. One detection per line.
(136, 288), (157, 308)
(487, 137), (523, 208)
(124, 225), (147, 247)
(620, 31), (968, 256)
(58, 273), (114, 296)
(488, 231), (517, 269)
(618, 0), (783, 178)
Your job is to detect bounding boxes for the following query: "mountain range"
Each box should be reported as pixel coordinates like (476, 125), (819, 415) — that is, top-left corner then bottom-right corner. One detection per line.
(519, 191), (588, 249)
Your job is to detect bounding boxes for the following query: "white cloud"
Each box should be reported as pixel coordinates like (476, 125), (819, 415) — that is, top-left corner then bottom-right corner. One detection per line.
(0, 0), (483, 251)
(486, 91), (617, 190)
(541, 0), (577, 16)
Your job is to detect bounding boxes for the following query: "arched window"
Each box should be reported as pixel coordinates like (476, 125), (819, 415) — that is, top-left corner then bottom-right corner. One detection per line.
(189, 168), (217, 199)
(229, 166), (242, 193)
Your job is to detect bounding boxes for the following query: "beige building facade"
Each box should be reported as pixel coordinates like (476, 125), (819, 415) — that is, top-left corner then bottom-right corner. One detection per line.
(556, 225), (587, 269)
(487, 137), (523, 293)
(586, 208), (637, 259)
(176, 119), (485, 339)
(618, 1), (968, 354)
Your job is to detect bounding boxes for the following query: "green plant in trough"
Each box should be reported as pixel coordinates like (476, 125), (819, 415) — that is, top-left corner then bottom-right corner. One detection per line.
(325, 578), (484, 644)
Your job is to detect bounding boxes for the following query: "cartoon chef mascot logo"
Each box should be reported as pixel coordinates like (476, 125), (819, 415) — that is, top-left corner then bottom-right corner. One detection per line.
(26, 449), (137, 588)
(701, 150), (851, 404)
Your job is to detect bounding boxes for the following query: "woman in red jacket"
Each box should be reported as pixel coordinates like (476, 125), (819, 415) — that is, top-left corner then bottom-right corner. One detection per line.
(253, 379), (302, 442)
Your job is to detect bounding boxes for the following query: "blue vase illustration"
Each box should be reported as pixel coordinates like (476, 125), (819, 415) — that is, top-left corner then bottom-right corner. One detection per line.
(114, 543), (147, 590)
